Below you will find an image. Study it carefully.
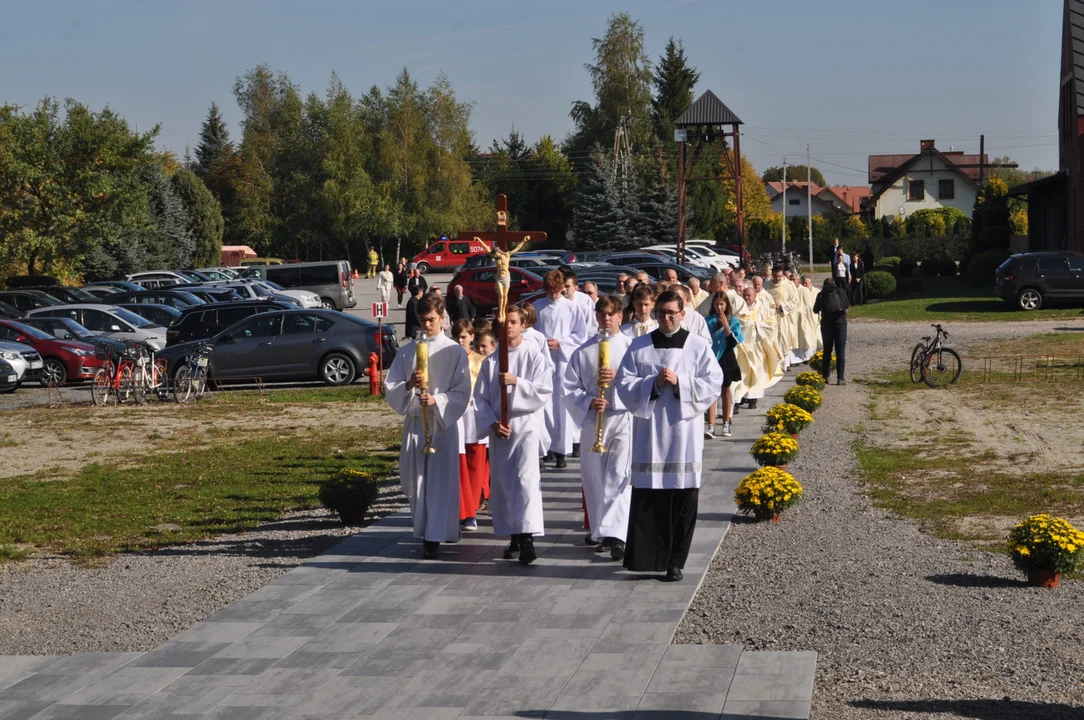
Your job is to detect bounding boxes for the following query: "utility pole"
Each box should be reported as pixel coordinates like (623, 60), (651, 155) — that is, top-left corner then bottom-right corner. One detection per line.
(979, 134), (985, 186)
(807, 143), (814, 274)
(781, 159), (787, 253)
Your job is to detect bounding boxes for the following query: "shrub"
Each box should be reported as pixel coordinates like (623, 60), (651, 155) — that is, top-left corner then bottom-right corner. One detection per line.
(750, 432), (800, 467)
(920, 258), (940, 277)
(763, 403), (815, 435)
(938, 258), (958, 277)
(963, 249), (1010, 288)
(865, 270), (897, 299)
(319, 469), (381, 524)
(810, 351), (836, 374)
(873, 256), (901, 277)
(1008, 514), (1084, 576)
(899, 259), (918, 278)
(795, 371), (826, 390)
(783, 385), (823, 413)
(735, 467), (803, 519)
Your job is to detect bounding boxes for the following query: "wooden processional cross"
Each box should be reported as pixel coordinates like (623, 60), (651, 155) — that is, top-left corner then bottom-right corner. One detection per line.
(471, 194), (546, 426)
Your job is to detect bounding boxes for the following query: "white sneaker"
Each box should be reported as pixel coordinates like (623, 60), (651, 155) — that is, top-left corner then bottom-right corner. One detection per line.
(721, 421), (732, 437)
(704, 425), (715, 440)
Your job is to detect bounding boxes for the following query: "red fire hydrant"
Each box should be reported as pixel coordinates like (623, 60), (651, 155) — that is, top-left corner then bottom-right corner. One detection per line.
(367, 352), (381, 396)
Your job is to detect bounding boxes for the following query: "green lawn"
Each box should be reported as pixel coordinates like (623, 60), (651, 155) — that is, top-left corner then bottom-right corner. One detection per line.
(0, 426), (401, 562)
(849, 277), (1084, 322)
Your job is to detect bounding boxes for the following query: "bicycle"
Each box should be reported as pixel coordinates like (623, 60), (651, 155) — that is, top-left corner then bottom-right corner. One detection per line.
(89, 339), (140, 406)
(909, 324), (962, 388)
(172, 342), (214, 403)
(131, 343), (170, 402)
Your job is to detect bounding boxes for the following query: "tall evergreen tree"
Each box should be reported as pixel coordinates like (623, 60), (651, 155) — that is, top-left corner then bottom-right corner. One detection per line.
(194, 102), (231, 176)
(172, 167), (224, 267)
(141, 163), (195, 269)
(651, 38), (700, 146)
(573, 148), (625, 252)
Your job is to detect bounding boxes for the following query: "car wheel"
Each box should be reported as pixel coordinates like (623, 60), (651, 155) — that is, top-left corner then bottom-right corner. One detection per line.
(1017, 288), (1043, 311)
(416, 262), (430, 274)
(41, 359), (67, 387)
(320, 352), (356, 386)
(320, 297), (336, 310)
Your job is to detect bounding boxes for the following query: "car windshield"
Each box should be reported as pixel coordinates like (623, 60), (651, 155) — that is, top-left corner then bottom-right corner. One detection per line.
(252, 282), (279, 295)
(261, 280), (286, 290)
(38, 318), (95, 340)
(7, 322), (53, 340)
(110, 307), (155, 327)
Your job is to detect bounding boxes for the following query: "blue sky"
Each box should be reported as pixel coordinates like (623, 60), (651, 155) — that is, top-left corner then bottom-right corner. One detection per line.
(0, 0), (1063, 185)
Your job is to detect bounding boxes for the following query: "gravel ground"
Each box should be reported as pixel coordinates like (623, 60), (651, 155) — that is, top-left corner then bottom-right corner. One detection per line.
(676, 318), (1084, 720)
(0, 485), (406, 656)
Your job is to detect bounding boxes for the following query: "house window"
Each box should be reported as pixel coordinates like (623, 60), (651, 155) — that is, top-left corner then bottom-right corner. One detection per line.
(908, 180), (925, 201)
(938, 179), (955, 199)
(788, 198), (800, 206)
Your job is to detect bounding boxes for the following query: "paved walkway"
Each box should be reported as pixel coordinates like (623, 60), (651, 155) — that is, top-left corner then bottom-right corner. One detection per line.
(0, 382), (815, 719)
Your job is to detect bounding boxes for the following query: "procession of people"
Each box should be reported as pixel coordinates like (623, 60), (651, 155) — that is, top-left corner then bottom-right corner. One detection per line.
(382, 257), (827, 579)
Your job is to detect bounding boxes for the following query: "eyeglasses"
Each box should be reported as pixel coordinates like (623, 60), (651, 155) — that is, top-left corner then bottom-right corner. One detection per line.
(656, 309), (683, 319)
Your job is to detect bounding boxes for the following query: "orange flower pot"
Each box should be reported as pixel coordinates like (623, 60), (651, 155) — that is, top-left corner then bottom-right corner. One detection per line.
(1026, 569), (1060, 588)
(754, 509), (782, 523)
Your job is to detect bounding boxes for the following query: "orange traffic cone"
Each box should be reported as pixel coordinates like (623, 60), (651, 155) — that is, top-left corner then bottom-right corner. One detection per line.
(352, 268), (360, 280)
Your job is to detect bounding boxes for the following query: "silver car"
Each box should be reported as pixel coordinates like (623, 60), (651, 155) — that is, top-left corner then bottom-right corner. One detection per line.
(0, 339), (44, 385)
(25, 304), (167, 350)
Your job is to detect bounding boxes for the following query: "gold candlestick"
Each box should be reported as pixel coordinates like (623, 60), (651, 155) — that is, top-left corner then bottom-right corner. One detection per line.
(589, 334), (610, 453)
(416, 338), (437, 455)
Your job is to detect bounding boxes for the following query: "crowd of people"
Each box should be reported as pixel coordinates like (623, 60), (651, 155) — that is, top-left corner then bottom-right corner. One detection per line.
(383, 259), (848, 581)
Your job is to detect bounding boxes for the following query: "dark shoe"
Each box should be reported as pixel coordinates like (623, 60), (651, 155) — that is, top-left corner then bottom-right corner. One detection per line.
(732, 403), (739, 415)
(518, 535), (537, 564)
(571, 443), (580, 458)
(584, 532), (599, 546)
(554, 454), (567, 469)
(747, 399), (758, 410)
(502, 537), (521, 560)
(837, 378), (847, 386)
(422, 541), (440, 559)
(543, 451), (556, 462)
(609, 539), (625, 561)
(665, 565), (683, 582)
(461, 517), (478, 532)
(594, 537), (612, 553)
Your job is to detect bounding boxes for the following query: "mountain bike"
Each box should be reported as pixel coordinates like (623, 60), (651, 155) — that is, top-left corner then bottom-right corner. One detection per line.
(909, 324), (962, 388)
(172, 342), (214, 403)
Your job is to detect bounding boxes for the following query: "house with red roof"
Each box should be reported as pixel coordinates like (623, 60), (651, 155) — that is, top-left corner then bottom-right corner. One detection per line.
(765, 181), (871, 218)
(866, 140), (988, 220)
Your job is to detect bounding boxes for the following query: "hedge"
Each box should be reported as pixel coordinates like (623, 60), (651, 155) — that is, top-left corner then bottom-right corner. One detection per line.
(963, 250), (1010, 288)
(866, 270), (897, 299)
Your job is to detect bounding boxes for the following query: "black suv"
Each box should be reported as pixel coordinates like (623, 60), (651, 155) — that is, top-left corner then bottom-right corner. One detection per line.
(994, 251), (1084, 311)
(167, 300), (294, 346)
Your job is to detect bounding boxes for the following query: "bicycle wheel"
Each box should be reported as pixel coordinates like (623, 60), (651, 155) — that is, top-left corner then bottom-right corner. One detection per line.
(909, 344), (925, 383)
(130, 365), (147, 405)
(91, 367), (112, 406)
(922, 348), (963, 388)
(173, 364), (193, 403)
(192, 366), (209, 400)
(151, 358), (169, 400)
(118, 365), (135, 403)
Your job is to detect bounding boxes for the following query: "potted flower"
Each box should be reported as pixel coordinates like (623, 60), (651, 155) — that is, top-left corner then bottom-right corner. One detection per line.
(1007, 514), (1084, 588)
(734, 467), (803, 522)
(810, 351), (836, 375)
(319, 469), (381, 526)
(750, 432), (799, 470)
(784, 385), (823, 413)
(764, 403), (814, 436)
(795, 371), (826, 390)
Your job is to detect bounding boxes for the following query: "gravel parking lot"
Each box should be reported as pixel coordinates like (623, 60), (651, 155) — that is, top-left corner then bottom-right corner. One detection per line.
(676, 318), (1084, 720)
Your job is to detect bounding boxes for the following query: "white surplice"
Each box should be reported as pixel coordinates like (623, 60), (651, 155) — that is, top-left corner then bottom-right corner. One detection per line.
(458, 351), (488, 447)
(615, 329), (723, 490)
(474, 342), (553, 536)
(563, 332), (633, 542)
(680, 309), (712, 342)
(532, 295), (588, 456)
(522, 326), (555, 457)
(570, 290), (598, 335)
(385, 334), (470, 542)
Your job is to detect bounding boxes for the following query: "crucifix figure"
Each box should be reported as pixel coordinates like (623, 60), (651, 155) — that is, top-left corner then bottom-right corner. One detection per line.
(485, 234), (531, 324)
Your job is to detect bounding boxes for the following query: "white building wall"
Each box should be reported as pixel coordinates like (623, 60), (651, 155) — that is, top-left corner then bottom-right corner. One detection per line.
(770, 191), (836, 218)
(872, 155), (977, 218)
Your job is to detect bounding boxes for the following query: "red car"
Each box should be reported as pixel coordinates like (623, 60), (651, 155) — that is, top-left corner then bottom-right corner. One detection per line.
(448, 267), (544, 314)
(411, 238), (492, 273)
(0, 319), (103, 386)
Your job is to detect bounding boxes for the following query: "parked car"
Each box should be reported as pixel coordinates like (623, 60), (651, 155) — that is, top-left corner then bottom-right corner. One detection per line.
(602, 254), (711, 282)
(106, 289), (205, 310)
(126, 271), (194, 287)
(195, 267), (239, 280)
(0, 300), (24, 319)
(18, 316), (97, 342)
(258, 280), (321, 308)
(0, 339), (44, 387)
(84, 280), (144, 293)
(448, 267), (544, 314)
(646, 245), (736, 271)
(206, 281), (303, 307)
(25, 304), (167, 350)
(531, 249), (577, 264)
(166, 300), (295, 346)
(251, 261), (357, 310)
(170, 286), (245, 304)
(13, 285), (100, 304)
(573, 250), (609, 262)
(458, 252), (557, 273)
(411, 238), (492, 274)
(157, 309), (397, 386)
(80, 285), (124, 300)
(0, 289), (62, 312)
(0, 359), (17, 393)
(995, 251), (1084, 310)
(115, 303), (183, 329)
(0, 320), (102, 386)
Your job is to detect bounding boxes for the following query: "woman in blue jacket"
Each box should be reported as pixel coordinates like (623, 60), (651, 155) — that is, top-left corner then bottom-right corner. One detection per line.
(704, 291), (744, 438)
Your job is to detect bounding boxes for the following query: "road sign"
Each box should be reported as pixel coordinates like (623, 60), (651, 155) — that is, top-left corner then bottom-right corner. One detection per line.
(371, 302), (388, 318)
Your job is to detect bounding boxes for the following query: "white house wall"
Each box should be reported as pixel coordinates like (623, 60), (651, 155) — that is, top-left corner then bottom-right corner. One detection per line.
(770, 191), (838, 218)
(872, 155), (976, 218)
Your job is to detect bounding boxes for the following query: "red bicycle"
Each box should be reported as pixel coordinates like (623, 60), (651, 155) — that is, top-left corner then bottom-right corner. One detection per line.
(90, 339), (142, 406)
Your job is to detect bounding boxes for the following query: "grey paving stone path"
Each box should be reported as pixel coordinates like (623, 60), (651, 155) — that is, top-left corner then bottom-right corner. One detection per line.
(0, 381), (815, 719)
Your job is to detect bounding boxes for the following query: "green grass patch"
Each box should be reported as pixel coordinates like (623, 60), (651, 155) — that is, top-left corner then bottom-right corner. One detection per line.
(0, 426), (401, 562)
(849, 277), (1084, 322)
(251, 385), (385, 405)
(0, 544), (31, 562)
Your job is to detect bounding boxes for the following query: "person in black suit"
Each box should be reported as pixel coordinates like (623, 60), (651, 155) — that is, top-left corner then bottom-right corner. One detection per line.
(403, 285), (424, 340)
(447, 284), (477, 326)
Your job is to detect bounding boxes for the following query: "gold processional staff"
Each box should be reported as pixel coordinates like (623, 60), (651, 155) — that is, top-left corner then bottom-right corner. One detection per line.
(415, 337), (437, 454)
(589, 333), (610, 453)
